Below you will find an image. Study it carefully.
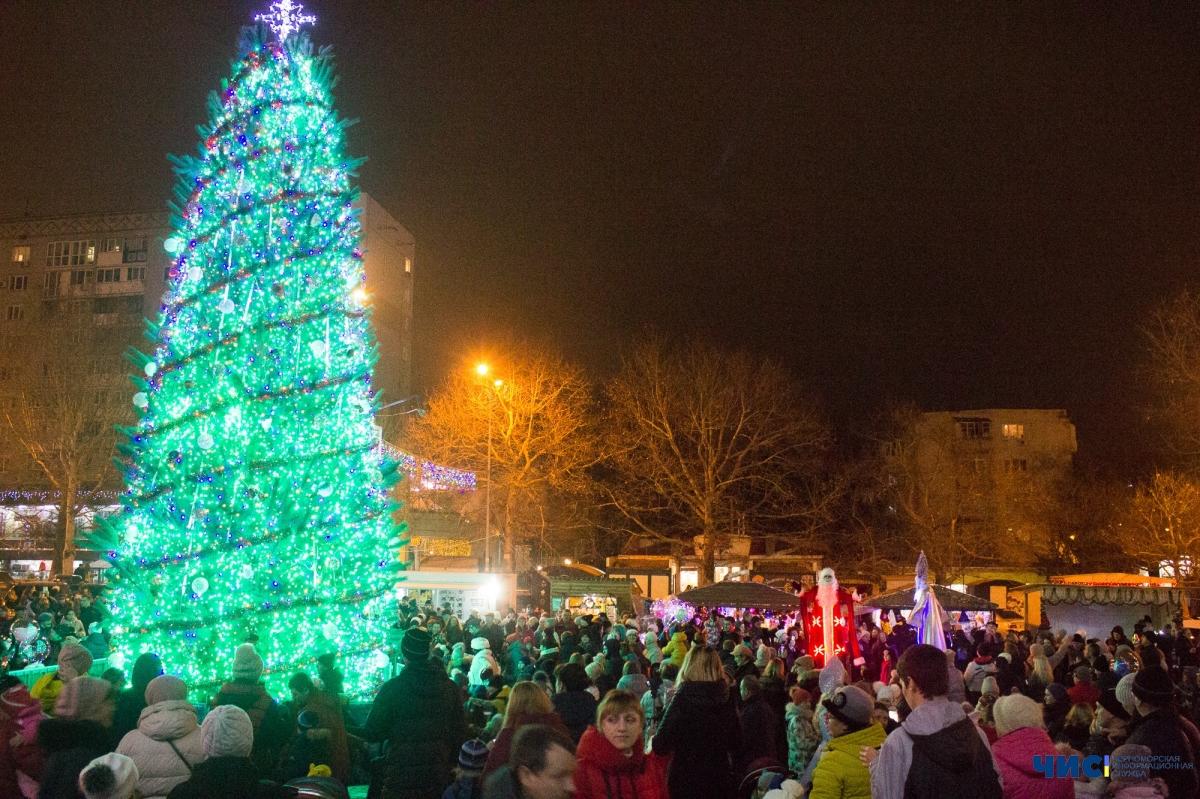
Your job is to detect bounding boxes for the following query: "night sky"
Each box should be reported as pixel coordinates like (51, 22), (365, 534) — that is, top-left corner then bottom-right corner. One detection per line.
(3, 2), (1199, 474)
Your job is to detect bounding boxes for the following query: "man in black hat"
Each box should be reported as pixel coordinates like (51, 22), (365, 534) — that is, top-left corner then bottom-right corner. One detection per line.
(1127, 666), (1200, 799)
(363, 626), (469, 799)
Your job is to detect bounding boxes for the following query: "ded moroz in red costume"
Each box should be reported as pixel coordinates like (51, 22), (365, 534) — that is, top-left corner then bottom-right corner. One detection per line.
(797, 567), (865, 670)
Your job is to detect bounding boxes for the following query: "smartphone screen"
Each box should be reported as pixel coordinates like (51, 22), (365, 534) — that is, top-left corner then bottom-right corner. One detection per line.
(888, 709), (899, 722)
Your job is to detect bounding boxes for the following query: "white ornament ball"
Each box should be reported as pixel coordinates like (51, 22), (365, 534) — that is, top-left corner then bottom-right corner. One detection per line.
(144, 361), (157, 377)
(317, 484), (333, 498)
(218, 298), (236, 314)
(309, 340), (327, 357)
(239, 565), (254, 580)
(373, 649), (390, 669)
(191, 577), (209, 596)
(259, 418), (273, 431)
(132, 392), (149, 409)
(322, 622), (338, 640)
(164, 236), (184, 254)
(187, 266), (203, 282)
(108, 651), (126, 670)
(198, 432), (215, 450)
(310, 213), (322, 227)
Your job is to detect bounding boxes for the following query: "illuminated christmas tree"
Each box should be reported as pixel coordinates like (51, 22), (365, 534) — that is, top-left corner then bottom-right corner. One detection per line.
(99, 2), (403, 698)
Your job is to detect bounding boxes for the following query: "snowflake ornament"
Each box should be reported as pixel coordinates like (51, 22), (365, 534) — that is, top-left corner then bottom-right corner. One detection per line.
(255, 0), (316, 40)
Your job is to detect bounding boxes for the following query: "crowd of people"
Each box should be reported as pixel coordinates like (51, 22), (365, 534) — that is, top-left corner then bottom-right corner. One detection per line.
(5, 585), (1200, 799)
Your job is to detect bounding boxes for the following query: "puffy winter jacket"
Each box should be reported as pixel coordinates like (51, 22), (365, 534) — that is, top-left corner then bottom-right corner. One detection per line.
(991, 725), (1073, 799)
(786, 701), (821, 775)
(469, 648), (499, 687)
(809, 722), (887, 799)
(963, 657), (998, 694)
(116, 700), (207, 799)
(574, 725), (669, 799)
(662, 633), (689, 667)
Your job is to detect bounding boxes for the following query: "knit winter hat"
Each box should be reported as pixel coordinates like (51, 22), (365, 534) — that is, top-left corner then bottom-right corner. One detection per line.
(201, 704), (255, 758)
(231, 643), (264, 682)
(58, 643), (94, 682)
(980, 676), (999, 697)
(1133, 665), (1176, 706)
(1073, 665), (1095, 684)
(144, 675), (188, 706)
(55, 677), (112, 722)
(1116, 673), (1138, 714)
(401, 627), (432, 661)
(733, 644), (753, 661)
(1098, 688), (1132, 722)
(993, 694), (1045, 737)
(459, 738), (490, 771)
(471, 636), (490, 652)
(822, 685), (874, 728)
(79, 753), (139, 799)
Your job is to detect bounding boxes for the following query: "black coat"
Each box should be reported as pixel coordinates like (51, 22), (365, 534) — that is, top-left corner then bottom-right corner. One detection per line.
(363, 656), (469, 799)
(165, 757), (294, 799)
(37, 718), (111, 799)
(759, 676), (790, 764)
(1128, 708), (1200, 799)
(736, 695), (779, 776)
(652, 680), (741, 799)
(552, 690), (598, 744)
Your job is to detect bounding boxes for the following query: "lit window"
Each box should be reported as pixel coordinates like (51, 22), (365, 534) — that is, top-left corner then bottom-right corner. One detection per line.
(45, 240), (96, 267)
(1002, 424), (1025, 440)
(405, 257), (412, 274)
(7, 276), (26, 291)
(11, 246), (29, 263)
(6, 305), (23, 321)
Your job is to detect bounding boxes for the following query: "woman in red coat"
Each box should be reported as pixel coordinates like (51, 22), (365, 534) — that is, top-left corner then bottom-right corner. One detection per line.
(574, 689), (669, 799)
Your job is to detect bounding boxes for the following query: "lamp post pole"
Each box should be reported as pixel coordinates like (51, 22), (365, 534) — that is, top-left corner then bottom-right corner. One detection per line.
(486, 407), (492, 572)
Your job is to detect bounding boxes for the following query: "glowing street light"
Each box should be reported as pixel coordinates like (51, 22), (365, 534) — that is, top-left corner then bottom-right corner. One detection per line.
(476, 363), (489, 376)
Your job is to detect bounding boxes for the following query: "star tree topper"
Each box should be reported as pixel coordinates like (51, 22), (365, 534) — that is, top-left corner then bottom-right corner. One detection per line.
(256, 0), (317, 40)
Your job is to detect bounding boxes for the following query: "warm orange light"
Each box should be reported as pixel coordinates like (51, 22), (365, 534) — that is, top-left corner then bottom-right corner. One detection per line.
(564, 558), (572, 565)
(476, 363), (489, 376)
(494, 379), (503, 387)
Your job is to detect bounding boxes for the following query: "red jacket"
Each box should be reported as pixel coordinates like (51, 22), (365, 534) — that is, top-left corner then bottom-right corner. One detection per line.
(573, 726), (669, 799)
(1067, 682), (1100, 707)
(991, 726), (1073, 799)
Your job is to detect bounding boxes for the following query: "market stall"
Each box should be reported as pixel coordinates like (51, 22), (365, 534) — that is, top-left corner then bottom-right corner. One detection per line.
(550, 576), (639, 618)
(1014, 575), (1181, 640)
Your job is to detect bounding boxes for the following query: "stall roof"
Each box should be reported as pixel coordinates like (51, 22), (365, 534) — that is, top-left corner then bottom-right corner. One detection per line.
(863, 584), (998, 612)
(1049, 573), (1176, 587)
(673, 581), (802, 611)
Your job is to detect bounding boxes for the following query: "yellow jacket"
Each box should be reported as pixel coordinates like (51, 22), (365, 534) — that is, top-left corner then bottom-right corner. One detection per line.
(30, 672), (64, 714)
(809, 722), (887, 799)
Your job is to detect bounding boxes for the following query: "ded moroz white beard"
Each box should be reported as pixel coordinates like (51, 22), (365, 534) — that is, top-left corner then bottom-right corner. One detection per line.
(817, 575), (839, 611)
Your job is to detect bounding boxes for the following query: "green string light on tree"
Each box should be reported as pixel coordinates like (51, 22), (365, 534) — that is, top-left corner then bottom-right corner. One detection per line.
(96, 2), (406, 699)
